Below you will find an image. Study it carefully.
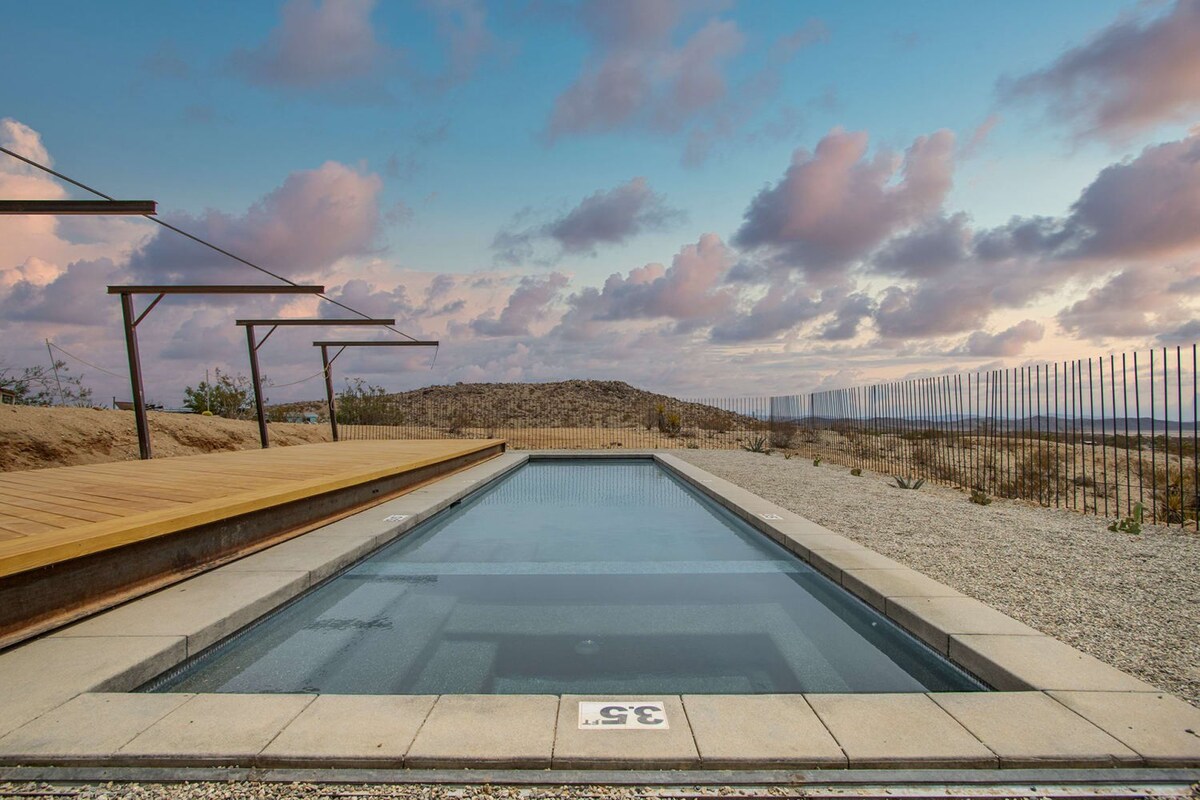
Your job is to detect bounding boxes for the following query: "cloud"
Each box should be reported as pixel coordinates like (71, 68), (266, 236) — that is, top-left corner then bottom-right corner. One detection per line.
(817, 290), (874, 341)
(422, 0), (499, 89)
(1066, 131), (1200, 259)
(557, 233), (736, 338)
(961, 114), (1001, 159)
(1, 118), (154, 291)
(544, 1), (746, 141)
(866, 128), (1200, 344)
(493, 177), (683, 263)
(733, 128), (955, 280)
(1056, 262), (1200, 340)
(671, 19), (829, 167)
(127, 161), (383, 284)
(1000, 0), (1200, 141)
(873, 213), (972, 279)
(470, 273), (568, 336)
(0, 257), (124, 325)
(956, 319), (1045, 357)
(709, 278), (822, 343)
(230, 0), (399, 94)
(971, 128), (1200, 262)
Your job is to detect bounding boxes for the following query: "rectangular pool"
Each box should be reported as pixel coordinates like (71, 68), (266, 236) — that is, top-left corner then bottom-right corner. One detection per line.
(144, 459), (983, 695)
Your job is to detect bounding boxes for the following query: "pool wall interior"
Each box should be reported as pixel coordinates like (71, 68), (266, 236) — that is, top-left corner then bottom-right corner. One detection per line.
(142, 456), (984, 696)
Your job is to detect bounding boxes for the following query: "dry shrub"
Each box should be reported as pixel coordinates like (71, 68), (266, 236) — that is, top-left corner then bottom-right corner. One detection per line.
(1150, 464), (1198, 526)
(768, 420), (797, 449)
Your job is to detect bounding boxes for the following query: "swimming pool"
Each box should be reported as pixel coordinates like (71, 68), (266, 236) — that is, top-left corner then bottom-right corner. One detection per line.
(144, 458), (983, 695)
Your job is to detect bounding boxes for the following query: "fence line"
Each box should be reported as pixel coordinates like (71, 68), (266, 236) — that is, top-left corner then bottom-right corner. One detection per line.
(338, 344), (1198, 528)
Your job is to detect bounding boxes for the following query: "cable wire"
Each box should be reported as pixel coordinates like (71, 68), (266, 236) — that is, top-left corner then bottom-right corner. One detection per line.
(269, 365), (331, 388)
(0, 145), (433, 350)
(45, 340), (127, 379)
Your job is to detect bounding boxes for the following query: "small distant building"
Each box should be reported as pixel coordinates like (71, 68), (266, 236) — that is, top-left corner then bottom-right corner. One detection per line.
(0, 387), (17, 405)
(283, 411), (320, 424)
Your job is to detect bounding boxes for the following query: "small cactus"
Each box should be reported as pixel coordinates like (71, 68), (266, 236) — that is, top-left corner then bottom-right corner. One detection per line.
(1108, 502), (1144, 534)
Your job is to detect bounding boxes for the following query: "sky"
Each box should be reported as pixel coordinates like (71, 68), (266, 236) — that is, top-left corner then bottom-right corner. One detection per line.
(1, 0), (1199, 405)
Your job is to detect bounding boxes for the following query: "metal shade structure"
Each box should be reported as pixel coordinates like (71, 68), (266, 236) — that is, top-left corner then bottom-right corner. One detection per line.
(108, 284), (324, 460)
(312, 340), (439, 441)
(0, 200), (157, 215)
(234, 318), (396, 449)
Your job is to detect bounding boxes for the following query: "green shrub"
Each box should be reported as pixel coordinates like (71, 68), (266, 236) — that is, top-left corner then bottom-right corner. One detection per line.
(336, 378), (405, 425)
(183, 368), (253, 419)
(969, 489), (993, 506)
(850, 468), (862, 477)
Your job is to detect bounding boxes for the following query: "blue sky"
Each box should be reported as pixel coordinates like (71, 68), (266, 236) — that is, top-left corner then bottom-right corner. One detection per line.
(2, 0), (1199, 402)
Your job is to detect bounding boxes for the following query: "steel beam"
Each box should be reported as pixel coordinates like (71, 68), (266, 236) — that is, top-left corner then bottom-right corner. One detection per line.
(0, 200), (156, 215)
(108, 285), (323, 295)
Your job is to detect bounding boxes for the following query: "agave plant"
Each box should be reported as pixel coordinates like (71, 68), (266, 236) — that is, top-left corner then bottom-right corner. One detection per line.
(892, 476), (926, 490)
(741, 435), (770, 454)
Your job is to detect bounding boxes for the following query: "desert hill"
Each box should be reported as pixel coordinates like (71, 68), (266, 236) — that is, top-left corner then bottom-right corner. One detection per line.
(274, 379), (752, 429)
(1, 381), (761, 472)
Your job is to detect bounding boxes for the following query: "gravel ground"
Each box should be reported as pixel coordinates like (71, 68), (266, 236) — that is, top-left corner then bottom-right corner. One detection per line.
(0, 783), (1193, 800)
(679, 450), (1200, 707)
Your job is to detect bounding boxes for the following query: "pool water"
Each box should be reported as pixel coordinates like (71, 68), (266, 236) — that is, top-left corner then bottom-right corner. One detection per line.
(145, 459), (983, 694)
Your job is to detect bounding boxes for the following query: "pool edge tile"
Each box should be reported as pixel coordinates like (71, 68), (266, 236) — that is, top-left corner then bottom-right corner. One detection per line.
(406, 695), (558, 769)
(806, 693), (998, 769)
(683, 694), (846, 769)
(553, 695), (699, 769)
(1046, 691), (1200, 767)
(949, 634), (1160, 693)
(928, 691), (1143, 768)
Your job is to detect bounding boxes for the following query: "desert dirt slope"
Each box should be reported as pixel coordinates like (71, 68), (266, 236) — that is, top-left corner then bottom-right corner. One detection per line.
(0, 405), (330, 472)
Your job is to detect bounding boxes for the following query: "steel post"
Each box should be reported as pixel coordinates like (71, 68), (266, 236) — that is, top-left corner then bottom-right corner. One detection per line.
(321, 345), (339, 442)
(245, 325), (269, 448)
(119, 292), (152, 460)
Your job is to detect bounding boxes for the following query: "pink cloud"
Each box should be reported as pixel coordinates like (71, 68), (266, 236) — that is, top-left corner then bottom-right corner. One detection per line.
(1056, 262), (1200, 340)
(557, 233), (736, 338)
(230, 0), (398, 92)
(1068, 130), (1200, 259)
(494, 177), (683, 263)
(545, 1), (746, 140)
(733, 128), (956, 279)
(471, 273), (568, 336)
(127, 161), (383, 284)
(956, 319), (1045, 357)
(1001, 0), (1200, 141)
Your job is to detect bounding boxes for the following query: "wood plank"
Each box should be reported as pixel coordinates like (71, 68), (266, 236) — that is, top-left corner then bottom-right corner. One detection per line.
(0, 487), (163, 516)
(0, 492), (119, 523)
(0, 475), (198, 506)
(0, 439), (503, 577)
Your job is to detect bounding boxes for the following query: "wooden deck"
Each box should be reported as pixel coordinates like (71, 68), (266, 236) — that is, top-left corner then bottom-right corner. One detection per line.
(0, 439), (504, 647)
(0, 439), (503, 578)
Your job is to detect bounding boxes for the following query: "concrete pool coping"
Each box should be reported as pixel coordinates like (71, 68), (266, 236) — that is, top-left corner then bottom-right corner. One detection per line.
(0, 450), (1197, 773)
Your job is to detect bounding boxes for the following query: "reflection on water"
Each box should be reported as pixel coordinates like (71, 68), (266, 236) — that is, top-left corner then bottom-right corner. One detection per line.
(146, 460), (983, 694)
